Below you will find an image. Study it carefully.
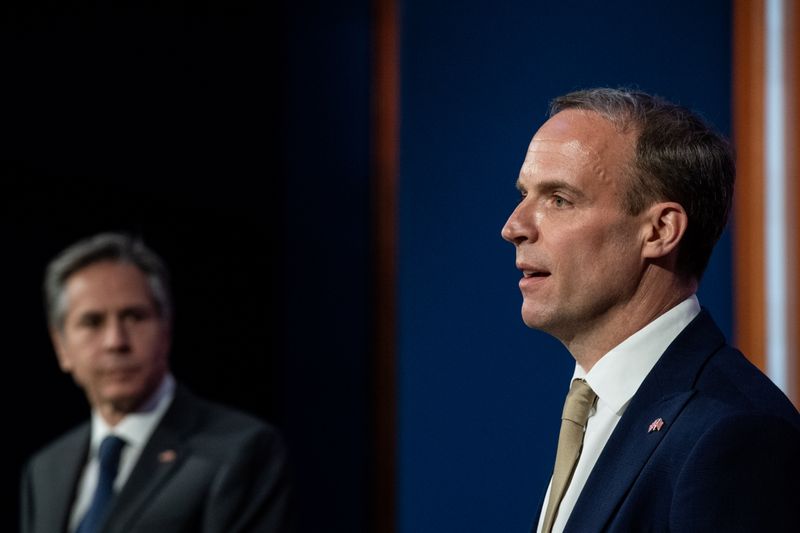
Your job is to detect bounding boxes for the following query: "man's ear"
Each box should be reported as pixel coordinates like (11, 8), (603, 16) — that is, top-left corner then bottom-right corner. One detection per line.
(641, 201), (688, 259)
(50, 327), (73, 373)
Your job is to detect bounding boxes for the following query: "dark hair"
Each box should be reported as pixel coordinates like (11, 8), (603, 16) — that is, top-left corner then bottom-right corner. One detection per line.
(44, 232), (173, 330)
(549, 87), (735, 280)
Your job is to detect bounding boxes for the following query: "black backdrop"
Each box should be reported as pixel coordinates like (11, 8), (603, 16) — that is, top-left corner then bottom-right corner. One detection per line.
(3, 2), (372, 532)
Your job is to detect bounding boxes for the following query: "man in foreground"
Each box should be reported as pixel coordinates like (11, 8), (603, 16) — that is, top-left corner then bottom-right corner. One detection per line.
(501, 88), (800, 532)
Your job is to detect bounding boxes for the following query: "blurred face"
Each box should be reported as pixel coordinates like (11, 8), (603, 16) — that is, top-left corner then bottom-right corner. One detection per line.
(501, 109), (647, 342)
(52, 261), (171, 420)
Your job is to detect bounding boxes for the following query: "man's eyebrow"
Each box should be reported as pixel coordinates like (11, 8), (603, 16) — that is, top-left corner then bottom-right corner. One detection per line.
(536, 179), (584, 197)
(517, 179), (586, 199)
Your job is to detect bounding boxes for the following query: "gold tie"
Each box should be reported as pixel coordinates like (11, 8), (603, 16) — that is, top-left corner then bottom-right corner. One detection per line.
(541, 378), (597, 533)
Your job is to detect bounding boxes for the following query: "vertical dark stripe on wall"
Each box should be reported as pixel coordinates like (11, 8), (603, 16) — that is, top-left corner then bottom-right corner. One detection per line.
(372, 0), (398, 530)
(733, 0), (766, 371)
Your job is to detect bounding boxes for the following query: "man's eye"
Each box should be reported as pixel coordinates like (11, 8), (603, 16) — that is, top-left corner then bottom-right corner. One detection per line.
(122, 308), (151, 323)
(552, 195), (570, 208)
(78, 315), (103, 328)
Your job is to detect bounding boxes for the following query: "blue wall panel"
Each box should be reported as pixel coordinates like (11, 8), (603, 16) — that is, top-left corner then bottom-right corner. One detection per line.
(398, 1), (732, 531)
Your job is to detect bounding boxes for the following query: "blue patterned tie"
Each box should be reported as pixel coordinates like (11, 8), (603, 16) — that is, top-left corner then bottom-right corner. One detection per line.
(76, 435), (126, 533)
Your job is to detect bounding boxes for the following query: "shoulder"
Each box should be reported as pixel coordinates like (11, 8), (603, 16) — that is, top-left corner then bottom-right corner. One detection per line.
(670, 342), (800, 449)
(22, 423), (89, 495)
(693, 343), (800, 427)
(652, 392), (799, 472)
(169, 385), (286, 459)
(679, 407), (799, 459)
(652, 309), (797, 426)
(644, 334), (800, 474)
(161, 390), (292, 532)
(25, 423), (89, 471)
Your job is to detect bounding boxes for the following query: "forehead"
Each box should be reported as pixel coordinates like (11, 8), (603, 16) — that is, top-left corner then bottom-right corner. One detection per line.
(519, 109), (635, 187)
(63, 261), (155, 311)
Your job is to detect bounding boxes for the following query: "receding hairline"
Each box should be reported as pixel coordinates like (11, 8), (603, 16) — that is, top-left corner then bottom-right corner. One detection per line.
(548, 106), (642, 140)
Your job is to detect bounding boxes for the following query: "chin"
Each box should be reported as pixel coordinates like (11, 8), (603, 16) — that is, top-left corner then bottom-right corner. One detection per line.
(101, 382), (150, 410)
(521, 316), (549, 332)
(521, 308), (562, 337)
(521, 304), (546, 329)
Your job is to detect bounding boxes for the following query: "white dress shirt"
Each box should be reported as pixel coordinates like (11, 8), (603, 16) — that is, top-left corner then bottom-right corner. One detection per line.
(68, 373), (176, 532)
(536, 296), (701, 533)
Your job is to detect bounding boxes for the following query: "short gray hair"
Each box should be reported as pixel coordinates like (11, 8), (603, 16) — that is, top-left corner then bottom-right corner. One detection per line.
(44, 232), (173, 330)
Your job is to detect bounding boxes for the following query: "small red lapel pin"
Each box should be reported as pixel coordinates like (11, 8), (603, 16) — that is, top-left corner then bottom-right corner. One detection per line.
(647, 418), (665, 433)
(158, 449), (177, 463)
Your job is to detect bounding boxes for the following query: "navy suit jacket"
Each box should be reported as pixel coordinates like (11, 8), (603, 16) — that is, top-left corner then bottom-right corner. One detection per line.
(21, 385), (290, 533)
(535, 309), (800, 532)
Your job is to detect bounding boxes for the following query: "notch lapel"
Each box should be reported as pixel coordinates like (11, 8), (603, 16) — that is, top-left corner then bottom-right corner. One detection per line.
(35, 426), (90, 533)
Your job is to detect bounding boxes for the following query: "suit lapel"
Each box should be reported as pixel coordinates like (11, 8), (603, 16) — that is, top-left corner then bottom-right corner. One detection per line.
(99, 387), (202, 532)
(564, 391), (693, 532)
(564, 310), (726, 532)
(41, 426), (90, 533)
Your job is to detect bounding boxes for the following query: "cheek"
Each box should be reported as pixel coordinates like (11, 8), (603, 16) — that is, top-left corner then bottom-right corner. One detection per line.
(558, 234), (608, 266)
(139, 328), (170, 360)
(68, 358), (97, 389)
(57, 338), (90, 372)
(589, 221), (639, 256)
(557, 235), (634, 286)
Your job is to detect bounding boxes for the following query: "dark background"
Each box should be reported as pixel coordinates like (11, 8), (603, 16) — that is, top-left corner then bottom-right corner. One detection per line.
(4, 2), (373, 532)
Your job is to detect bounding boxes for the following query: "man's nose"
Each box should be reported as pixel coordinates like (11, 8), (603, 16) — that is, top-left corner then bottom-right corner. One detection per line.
(501, 202), (536, 245)
(103, 319), (131, 352)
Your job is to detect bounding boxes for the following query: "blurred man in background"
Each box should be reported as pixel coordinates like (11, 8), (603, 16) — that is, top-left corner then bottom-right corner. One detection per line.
(21, 232), (289, 533)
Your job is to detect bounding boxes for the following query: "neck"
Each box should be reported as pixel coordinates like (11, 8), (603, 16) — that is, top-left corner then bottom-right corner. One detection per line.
(563, 271), (697, 372)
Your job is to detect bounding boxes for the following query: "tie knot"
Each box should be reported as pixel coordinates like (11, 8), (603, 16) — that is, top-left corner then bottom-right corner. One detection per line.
(561, 379), (596, 427)
(98, 435), (126, 473)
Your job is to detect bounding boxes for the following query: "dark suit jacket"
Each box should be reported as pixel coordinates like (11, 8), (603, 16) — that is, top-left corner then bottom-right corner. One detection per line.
(535, 309), (800, 532)
(21, 385), (290, 533)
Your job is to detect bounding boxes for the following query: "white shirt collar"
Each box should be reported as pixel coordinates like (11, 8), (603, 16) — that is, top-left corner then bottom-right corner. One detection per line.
(571, 295), (701, 415)
(89, 373), (176, 454)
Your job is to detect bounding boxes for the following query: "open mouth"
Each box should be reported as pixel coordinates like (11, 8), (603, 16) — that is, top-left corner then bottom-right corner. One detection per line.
(523, 270), (550, 278)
